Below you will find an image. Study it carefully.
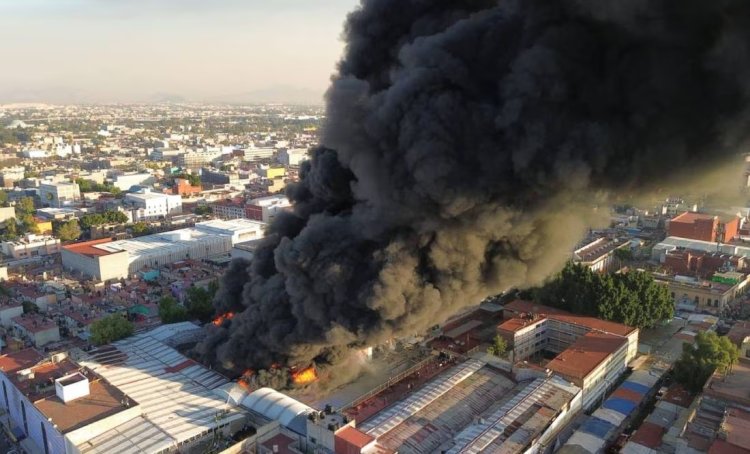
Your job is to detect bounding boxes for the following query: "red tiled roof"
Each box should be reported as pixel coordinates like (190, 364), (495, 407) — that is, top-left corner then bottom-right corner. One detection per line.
(546, 332), (627, 380)
(671, 211), (716, 223)
(502, 300), (636, 336)
(336, 426), (375, 448)
(12, 314), (58, 333)
(0, 348), (43, 374)
(261, 433), (297, 454)
(62, 238), (116, 257)
(630, 422), (665, 449)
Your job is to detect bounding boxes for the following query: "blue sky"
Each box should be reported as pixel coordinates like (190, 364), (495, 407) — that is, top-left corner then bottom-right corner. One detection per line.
(0, 0), (360, 103)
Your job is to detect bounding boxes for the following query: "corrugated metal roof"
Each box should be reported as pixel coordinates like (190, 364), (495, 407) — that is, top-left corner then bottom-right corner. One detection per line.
(565, 430), (605, 453)
(592, 408), (626, 427)
(241, 387), (313, 433)
(360, 358), (485, 438)
(76, 329), (245, 453)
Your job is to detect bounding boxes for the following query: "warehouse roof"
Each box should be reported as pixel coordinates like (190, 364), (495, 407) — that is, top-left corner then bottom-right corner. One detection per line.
(241, 387), (313, 435)
(546, 332), (627, 380)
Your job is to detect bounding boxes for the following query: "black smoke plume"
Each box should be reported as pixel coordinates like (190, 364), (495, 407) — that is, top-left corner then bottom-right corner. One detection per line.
(199, 0), (750, 374)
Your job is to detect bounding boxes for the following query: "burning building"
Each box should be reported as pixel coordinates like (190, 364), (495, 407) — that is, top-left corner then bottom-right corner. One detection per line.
(200, 0), (750, 375)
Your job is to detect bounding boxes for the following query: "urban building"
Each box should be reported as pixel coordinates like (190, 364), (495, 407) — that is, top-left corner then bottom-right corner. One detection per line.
(0, 234), (61, 259)
(667, 211), (740, 243)
(246, 194), (291, 223)
(149, 148), (182, 163)
(277, 148), (308, 166)
(39, 182), (81, 208)
(124, 189), (182, 221)
(111, 172), (154, 191)
(573, 237), (630, 273)
(0, 323), (247, 454)
(0, 166), (26, 188)
(173, 177), (201, 196)
(652, 271), (750, 313)
(662, 248), (746, 278)
(243, 147), (275, 161)
(11, 314), (60, 347)
(62, 219), (265, 280)
(22, 150), (47, 159)
(653, 236), (750, 262)
(177, 150), (223, 169)
(0, 206), (15, 223)
(498, 300), (639, 409)
(211, 200), (247, 220)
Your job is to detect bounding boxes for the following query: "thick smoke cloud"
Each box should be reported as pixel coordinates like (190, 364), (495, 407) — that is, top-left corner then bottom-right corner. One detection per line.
(199, 0), (750, 373)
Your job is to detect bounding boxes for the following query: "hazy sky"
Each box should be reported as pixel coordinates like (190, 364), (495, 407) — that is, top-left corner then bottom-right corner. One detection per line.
(0, 0), (360, 104)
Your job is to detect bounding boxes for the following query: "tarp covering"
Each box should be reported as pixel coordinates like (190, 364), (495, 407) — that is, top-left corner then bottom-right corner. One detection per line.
(621, 380), (650, 395)
(603, 397), (637, 415)
(579, 416), (615, 439)
(612, 387), (644, 403)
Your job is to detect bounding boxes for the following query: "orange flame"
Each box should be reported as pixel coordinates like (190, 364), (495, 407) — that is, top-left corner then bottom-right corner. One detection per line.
(238, 369), (254, 390)
(212, 312), (235, 326)
(291, 365), (318, 386)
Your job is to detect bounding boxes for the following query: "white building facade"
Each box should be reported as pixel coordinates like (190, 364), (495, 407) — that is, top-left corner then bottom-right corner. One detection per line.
(39, 182), (81, 208)
(124, 189), (182, 221)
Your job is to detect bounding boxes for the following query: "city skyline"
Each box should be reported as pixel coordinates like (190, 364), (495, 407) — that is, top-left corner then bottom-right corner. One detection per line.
(0, 0), (358, 104)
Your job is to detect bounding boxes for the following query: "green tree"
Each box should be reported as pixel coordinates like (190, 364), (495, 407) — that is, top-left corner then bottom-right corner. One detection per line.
(57, 219), (81, 242)
(131, 222), (150, 237)
(194, 205), (212, 216)
(185, 286), (215, 323)
(487, 335), (508, 358)
(3, 217), (17, 239)
(535, 263), (673, 329)
(90, 314), (134, 346)
(16, 196), (35, 217)
(0, 191), (9, 207)
(673, 331), (740, 392)
(158, 296), (188, 323)
(22, 300), (39, 314)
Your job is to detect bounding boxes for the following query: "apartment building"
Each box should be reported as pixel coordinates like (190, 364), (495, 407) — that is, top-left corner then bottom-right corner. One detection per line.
(124, 189), (182, 221)
(38, 182), (81, 208)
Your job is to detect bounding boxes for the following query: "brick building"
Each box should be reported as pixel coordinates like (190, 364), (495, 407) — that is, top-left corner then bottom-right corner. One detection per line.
(668, 211), (740, 243)
(663, 248), (747, 278)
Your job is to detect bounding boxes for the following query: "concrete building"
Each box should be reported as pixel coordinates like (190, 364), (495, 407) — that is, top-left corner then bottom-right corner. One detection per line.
(173, 178), (201, 196)
(662, 248), (746, 278)
(111, 172), (154, 191)
(573, 237), (630, 273)
(246, 194), (291, 223)
(498, 300), (639, 409)
(0, 302), (23, 327)
(124, 189), (182, 221)
(177, 150), (223, 169)
(277, 148), (308, 166)
(149, 148), (182, 162)
(652, 272), (749, 313)
(39, 182), (81, 208)
(11, 314), (60, 347)
(0, 166), (26, 188)
(653, 236), (750, 262)
(667, 211), (740, 243)
(0, 234), (61, 259)
(62, 219), (265, 281)
(0, 206), (16, 223)
(243, 147), (275, 161)
(22, 150), (47, 159)
(0, 325), (246, 454)
(211, 200), (247, 220)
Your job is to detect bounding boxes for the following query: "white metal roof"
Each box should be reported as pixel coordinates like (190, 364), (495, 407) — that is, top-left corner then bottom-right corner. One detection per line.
(241, 387), (313, 426)
(360, 359), (485, 438)
(76, 330), (245, 454)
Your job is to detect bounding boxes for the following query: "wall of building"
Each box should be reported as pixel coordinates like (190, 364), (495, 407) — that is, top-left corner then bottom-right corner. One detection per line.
(32, 327), (61, 347)
(668, 217), (717, 242)
(0, 306), (23, 327)
(61, 249), (129, 281)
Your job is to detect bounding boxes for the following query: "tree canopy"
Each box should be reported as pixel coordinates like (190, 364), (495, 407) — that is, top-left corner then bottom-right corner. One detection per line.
(673, 331), (739, 392)
(159, 296), (187, 323)
(185, 285), (215, 323)
(90, 315), (134, 346)
(56, 219), (81, 242)
(80, 210), (129, 228)
(75, 178), (122, 195)
(535, 262), (674, 329)
(487, 335), (508, 358)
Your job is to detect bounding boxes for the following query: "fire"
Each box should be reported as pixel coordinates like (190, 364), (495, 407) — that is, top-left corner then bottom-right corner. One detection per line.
(237, 369), (254, 390)
(291, 365), (318, 386)
(212, 312), (235, 326)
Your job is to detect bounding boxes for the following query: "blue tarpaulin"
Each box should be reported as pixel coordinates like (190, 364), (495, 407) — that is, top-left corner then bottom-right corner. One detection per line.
(621, 381), (650, 395)
(603, 397), (637, 416)
(579, 416), (615, 439)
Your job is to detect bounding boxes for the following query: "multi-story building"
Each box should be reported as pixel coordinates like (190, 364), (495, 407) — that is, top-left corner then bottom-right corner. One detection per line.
(573, 237), (631, 273)
(0, 325), (246, 454)
(668, 211), (740, 243)
(38, 181), (81, 208)
(243, 147), (275, 161)
(173, 178), (201, 196)
(62, 219), (265, 280)
(124, 189), (182, 221)
(150, 147), (182, 163)
(0, 166), (26, 188)
(0, 234), (61, 259)
(498, 300), (638, 409)
(663, 248), (746, 278)
(211, 200), (247, 220)
(652, 271), (750, 313)
(177, 150), (223, 169)
(277, 148), (308, 166)
(11, 314), (60, 347)
(111, 172), (154, 191)
(246, 194), (291, 223)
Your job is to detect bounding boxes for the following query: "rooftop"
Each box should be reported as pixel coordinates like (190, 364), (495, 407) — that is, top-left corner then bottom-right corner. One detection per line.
(12, 314), (59, 333)
(704, 359), (750, 407)
(502, 300), (637, 337)
(574, 237), (627, 263)
(337, 426), (375, 449)
(0, 348), (43, 374)
(546, 332), (627, 380)
(63, 238), (118, 257)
